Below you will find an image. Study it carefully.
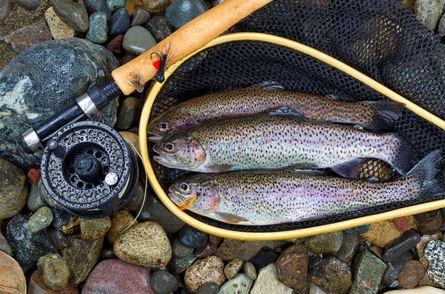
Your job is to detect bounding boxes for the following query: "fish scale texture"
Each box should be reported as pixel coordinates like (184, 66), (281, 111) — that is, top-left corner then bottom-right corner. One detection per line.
(149, 0), (445, 232)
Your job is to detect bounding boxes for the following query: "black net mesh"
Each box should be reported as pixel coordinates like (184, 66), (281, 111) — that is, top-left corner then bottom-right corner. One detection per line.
(148, 0), (445, 232)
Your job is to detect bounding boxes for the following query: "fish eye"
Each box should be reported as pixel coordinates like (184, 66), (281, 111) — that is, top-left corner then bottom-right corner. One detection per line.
(179, 183), (190, 193)
(163, 142), (175, 152)
(158, 122), (170, 132)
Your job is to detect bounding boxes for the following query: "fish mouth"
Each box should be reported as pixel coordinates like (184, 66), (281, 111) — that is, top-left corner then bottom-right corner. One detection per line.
(148, 135), (163, 143)
(168, 187), (189, 205)
(152, 144), (183, 169)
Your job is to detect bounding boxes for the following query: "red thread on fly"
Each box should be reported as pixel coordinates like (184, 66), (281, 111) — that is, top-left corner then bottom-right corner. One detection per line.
(150, 43), (174, 83)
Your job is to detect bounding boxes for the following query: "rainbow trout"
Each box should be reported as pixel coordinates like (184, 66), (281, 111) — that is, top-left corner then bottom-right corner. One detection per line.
(168, 151), (442, 225)
(153, 115), (414, 177)
(148, 85), (401, 140)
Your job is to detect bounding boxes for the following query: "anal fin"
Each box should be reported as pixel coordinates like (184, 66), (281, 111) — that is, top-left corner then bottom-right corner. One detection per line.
(214, 212), (248, 224)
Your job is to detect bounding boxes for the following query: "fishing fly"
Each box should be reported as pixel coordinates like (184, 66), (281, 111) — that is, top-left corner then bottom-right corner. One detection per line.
(150, 42), (175, 83)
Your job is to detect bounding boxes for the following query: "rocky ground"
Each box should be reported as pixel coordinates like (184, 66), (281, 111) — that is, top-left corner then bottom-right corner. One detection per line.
(1, 0), (445, 293)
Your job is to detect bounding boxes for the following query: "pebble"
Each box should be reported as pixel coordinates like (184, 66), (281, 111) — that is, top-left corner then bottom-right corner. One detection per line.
(249, 246), (280, 271)
(0, 231), (12, 256)
(131, 8), (151, 26)
(243, 262), (257, 280)
(116, 97), (143, 129)
(383, 251), (414, 288)
(216, 239), (283, 261)
(178, 225), (208, 249)
(84, 0), (110, 18)
(6, 213), (55, 271)
(311, 257), (352, 294)
(172, 239), (194, 258)
(393, 216), (415, 233)
(146, 16), (173, 41)
(170, 255), (197, 275)
(106, 0), (126, 11)
(28, 270), (78, 294)
(165, 0), (208, 28)
(0, 251), (26, 294)
(1, 19), (52, 53)
(80, 217), (112, 241)
(424, 240), (445, 287)
(151, 270), (178, 294)
(109, 7), (130, 36)
(114, 221), (172, 268)
(119, 131), (141, 154)
(28, 207), (54, 233)
(401, 0), (415, 11)
(218, 274), (253, 294)
(361, 220), (402, 247)
(142, 0), (170, 13)
(106, 34), (124, 54)
(224, 258), (243, 280)
(37, 253), (70, 290)
(62, 237), (103, 284)
(335, 233), (359, 265)
(107, 210), (135, 244)
(349, 250), (387, 293)
(123, 25), (157, 55)
(415, 0), (445, 31)
(384, 286), (445, 294)
(0, 158), (27, 220)
(196, 235), (221, 258)
(184, 256), (225, 292)
(82, 259), (153, 294)
(196, 282), (219, 294)
(399, 260), (426, 289)
(305, 231), (343, 254)
(86, 12), (108, 44)
(45, 7), (76, 39)
(251, 263), (292, 294)
(51, 0), (89, 32)
(0, 0), (12, 20)
(415, 210), (444, 235)
(383, 230), (421, 262)
(27, 183), (47, 212)
(48, 229), (70, 251)
(276, 244), (308, 291)
(16, 0), (40, 10)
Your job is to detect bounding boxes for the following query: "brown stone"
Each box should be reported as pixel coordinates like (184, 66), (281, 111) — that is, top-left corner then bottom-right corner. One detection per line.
(0, 251), (26, 294)
(107, 210), (135, 244)
(399, 260), (426, 289)
(44, 7), (75, 39)
(80, 217), (112, 241)
(0, 20), (52, 52)
(361, 220), (402, 247)
(276, 244), (309, 291)
(224, 258), (243, 280)
(106, 34), (123, 54)
(184, 256), (225, 292)
(216, 239), (284, 261)
(126, 0), (143, 15)
(28, 270), (78, 294)
(196, 235), (221, 259)
(119, 131), (140, 154)
(142, 0), (170, 13)
(415, 210), (443, 235)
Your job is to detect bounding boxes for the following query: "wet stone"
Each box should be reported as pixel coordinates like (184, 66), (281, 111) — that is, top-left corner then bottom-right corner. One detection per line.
(0, 158), (27, 220)
(123, 25), (157, 55)
(383, 230), (421, 262)
(100, 247), (116, 259)
(415, 0), (445, 31)
(415, 210), (444, 235)
(218, 274), (253, 294)
(151, 269), (178, 294)
(305, 231), (343, 254)
(142, 0), (170, 13)
(16, 0), (41, 10)
(80, 216), (111, 240)
(51, 208), (76, 230)
(107, 0), (126, 11)
(335, 233), (359, 265)
(0, 251), (26, 294)
(184, 256), (225, 292)
(84, 0), (110, 17)
(216, 239), (283, 262)
(1, 20), (52, 53)
(165, 0), (208, 28)
(0, 231), (12, 255)
(107, 210), (135, 244)
(37, 253), (70, 291)
(243, 262), (257, 280)
(109, 8), (130, 36)
(28, 207), (54, 233)
(51, 0), (89, 32)
(170, 256), (197, 275)
(276, 244), (309, 291)
(399, 260), (426, 289)
(350, 250), (387, 294)
(131, 7), (151, 26)
(27, 183), (47, 212)
(224, 258), (243, 280)
(196, 282), (219, 294)
(116, 96), (143, 129)
(178, 225), (208, 249)
(424, 240), (445, 287)
(0, 0), (12, 20)
(251, 263), (292, 294)
(172, 239), (194, 258)
(86, 12), (108, 44)
(146, 16), (173, 41)
(29, 270), (78, 294)
(383, 251), (414, 288)
(249, 246), (280, 271)
(311, 257), (352, 294)
(48, 229), (70, 251)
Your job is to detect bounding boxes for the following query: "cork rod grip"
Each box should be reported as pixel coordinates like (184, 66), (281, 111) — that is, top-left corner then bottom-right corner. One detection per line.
(111, 0), (273, 95)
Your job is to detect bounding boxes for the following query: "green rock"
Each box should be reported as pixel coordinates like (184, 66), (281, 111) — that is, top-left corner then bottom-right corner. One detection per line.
(80, 216), (112, 240)
(86, 12), (108, 44)
(165, 0), (208, 28)
(172, 239), (194, 258)
(305, 231), (344, 254)
(218, 274), (253, 294)
(27, 183), (47, 212)
(51, 0), (89, 32)
(349, 250), (387, 294)
(131, 8), (151, 26)
(37, 253), (70, 291)
(123, 26), (157, 55)
(27, 207), (54, 233)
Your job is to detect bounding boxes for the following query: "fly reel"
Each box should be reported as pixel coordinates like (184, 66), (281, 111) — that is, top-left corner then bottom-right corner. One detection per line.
(40, 121), (138, 218)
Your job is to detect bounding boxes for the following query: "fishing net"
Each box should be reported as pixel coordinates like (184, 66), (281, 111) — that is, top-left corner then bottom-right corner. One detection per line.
(149, 0), (445, 232)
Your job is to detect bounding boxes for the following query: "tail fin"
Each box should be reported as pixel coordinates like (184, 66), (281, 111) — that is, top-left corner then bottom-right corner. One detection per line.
(406, 150), (443, 197)
(391, 138), (417, 176)
(360, 101), (404, 132)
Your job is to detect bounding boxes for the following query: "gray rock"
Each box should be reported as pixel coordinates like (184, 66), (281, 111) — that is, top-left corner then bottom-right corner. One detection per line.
(166, 0), (208, 28)
(131, 8), (151, 26)
(172, 239), (194, 258)
(6, 213), (55, 271)
(51, 0), (89, 32)
(335, 233), (359, 265)
(106, 0), (125, 12)
(438, 12), (445, 36)
(415, 0), (445, 31)
(27, 183), (47, 212)
(178, 225), (208, 248)
(84, 0), (110, 18)
(51, 208), (75, 230)
(37, 253), (70, 291)
(305, 231), (343, 254)
(0, 0), (12, 20)
(86, 12), (108, 44)
(197, 282), (219, 294)
(109, 7), (130, 36)
(48, 229), (70, 251)
(151, 270), (178, 294)
(123, 25), (157, 55)
(170, 255), (197, 274)
(27, 206), (54, 233)
(383, 251), (414, 288)
(251, 264), (292, 294)
(243, 262), (257, 280)
(0, 231), (12, 255)
(424, 240), (445, 287)
(0, 158), (27, 220)
(116, 96), (142, 129)
(146, 16), (173, 41)
(15, 0), (40, 10)
(383, 230), (421, 262)
(0, 38), (119, 169)
(218, 273), (253, 294)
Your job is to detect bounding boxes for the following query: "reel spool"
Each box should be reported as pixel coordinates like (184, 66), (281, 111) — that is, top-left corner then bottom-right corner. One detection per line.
(40, 121), (138, 218)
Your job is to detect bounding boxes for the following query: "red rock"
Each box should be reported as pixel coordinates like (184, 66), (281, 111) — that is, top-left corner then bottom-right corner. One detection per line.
(196, 235), (221, 258)
(1, 20), (52, 53)
(29, 271), (78, 294)
(106, 35), (123, 54)
(276, 244), (309, 291)
(27, 168), (41, 184)
(393, 217), (410, 232)
(399, 260), (426, 289)
(82, 259), (154, 294)
(0, 251), (26, 294)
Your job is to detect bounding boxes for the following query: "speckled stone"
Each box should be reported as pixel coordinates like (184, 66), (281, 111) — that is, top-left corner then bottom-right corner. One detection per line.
(305, 231), (343, 254)
(311, 257), (352, 294)
(218, 274), (253, 294)
(0, 0), (12, 20)
(151, 270), (178, 294)
(16, 0), (41, 10)
(51, 0), (89, 32)
(45, 7), (75, 39)
(146, 16), (173, 41)
(107, 210), (135, 244)
(0, 251), (26, 294)
(86, 12), (108, 44)
(170, 255), (197, 275)
(251, 264), (292, 294)
(415, 0), (445, 31)
(37, 253), (70, 290)
(28, 270), (78, 294)
(80, 216), (111, 240)
(0, 19), (52, 52)
(123, 25), (157, 55)
(0, 158), (27, 220)
(27, 183), (47, 212)
(131, 7), (151, 26)
(28, 206), (54, 233)
(276, 244), (309, 291)
(224, 258), (243, 280)
(84, 0), (110, 17)
(109, 7), (130, 36)
(361, 220), (402, 247)
(165, 0), (208, 28)
(424, 240), (445, 287)
(349, 250), (387, 294)
(114, 221), (172, 268)
(142, 0), (170, 13)
(184, 256), (225, 292)
(243, 262), (257, 280)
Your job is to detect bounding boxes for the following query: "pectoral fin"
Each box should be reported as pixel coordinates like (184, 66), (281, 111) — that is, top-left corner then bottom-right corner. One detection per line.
(205, 164), (233, 173)
(213, 212), (248, 224)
